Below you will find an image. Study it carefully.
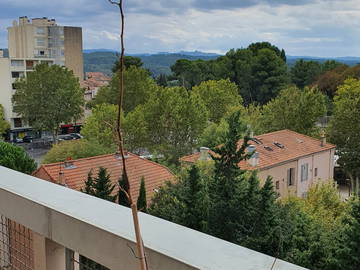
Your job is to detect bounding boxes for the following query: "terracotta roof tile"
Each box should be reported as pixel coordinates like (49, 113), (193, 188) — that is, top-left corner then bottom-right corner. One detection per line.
(35, 153), (174, 204)
(181, 130), (335, 171)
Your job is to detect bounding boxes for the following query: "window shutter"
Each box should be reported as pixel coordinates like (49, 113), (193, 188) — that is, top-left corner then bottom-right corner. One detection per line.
(287, 169), (290, 186)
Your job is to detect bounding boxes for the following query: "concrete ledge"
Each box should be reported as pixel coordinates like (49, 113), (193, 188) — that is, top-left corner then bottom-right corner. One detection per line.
(0, 166), (307, 270)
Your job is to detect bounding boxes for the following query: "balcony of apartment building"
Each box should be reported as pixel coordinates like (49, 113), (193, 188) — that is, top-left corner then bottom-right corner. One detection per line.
(0, 165), (307, 270)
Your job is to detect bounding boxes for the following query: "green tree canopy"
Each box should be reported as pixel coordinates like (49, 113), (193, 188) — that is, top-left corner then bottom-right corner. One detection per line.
(0, 104), (10, 137)
(0, 141), (36, 174)
(260, 86), (326, 136)
(90, 66), (158, 113)
(192, 79), (242, 123)
(81, 104), (121, 150)
(290, 59), (322, 89)
(112, 56), (144, 72)
(328, 78), (360, 195)
(42, 139), (113, 164)
(12, 64), (84, 141)
(137, 177), (147, 213)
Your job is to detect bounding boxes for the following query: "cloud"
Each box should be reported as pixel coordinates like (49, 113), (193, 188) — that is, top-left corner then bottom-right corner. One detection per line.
(0, 0), (360, 57)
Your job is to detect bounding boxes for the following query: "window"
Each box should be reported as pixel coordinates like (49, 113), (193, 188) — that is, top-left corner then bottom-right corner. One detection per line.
(11, 60), (24, 67)
(36, 38), (45, 47)
(36, 27), (45, 35)
(11, 72), (20, 78)
(287, 168), (295, 186)
(60, 50), (64, 56)
(314, 168), (318, 177)
(276, 181), (280, 190)
(39, 50), (45, 56)
(13, 118), (22, 128)
(301, 163), (309, 182)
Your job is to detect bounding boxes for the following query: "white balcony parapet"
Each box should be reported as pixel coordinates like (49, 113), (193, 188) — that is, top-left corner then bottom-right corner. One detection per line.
(0, 166), (308, 270)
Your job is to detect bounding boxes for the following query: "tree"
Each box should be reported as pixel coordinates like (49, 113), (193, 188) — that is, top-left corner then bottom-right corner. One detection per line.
(0, 141), (36, 174)
(42, 139), (113, 164)
(136, 177), (147, 213)
(0, 104), (10, 137)
(118, 173), (131, 207)
(260, 86), (326, 136)
(12, 64), (84, 142)
(328, 78), (360, 195)
(156, 73), (168, 87)
(81, 104), (120, 150)
(91, 167), (116, 202)
(337, 198), (360, 270)
(248, 41), (287, 62)
(290, 60), (322, 89)
(90, 66), (158, 113)
(81, 170), (95, 195)
(200, 118), (228, 148)
(192, 79), (242, 123)
(112, 56), (143, 72)
(251, 48), (289, 104)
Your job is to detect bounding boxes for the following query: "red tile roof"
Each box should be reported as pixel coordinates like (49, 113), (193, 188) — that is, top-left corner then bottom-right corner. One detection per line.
(180, 130), (335, 170)
(34, 153), (174, 204)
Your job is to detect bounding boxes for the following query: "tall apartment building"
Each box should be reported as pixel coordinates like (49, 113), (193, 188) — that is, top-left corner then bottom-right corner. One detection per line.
(0, 16), (83, 140)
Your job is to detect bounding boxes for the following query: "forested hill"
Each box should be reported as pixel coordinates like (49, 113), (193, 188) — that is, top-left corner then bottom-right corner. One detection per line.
(83, 50), (360, 77)
(83, 51), (219, 77)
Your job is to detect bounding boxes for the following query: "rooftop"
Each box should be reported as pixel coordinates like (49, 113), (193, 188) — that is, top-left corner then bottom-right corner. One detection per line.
(0, 165), (308, 270)
(34, 152), (175, 203)
(181, 129), (335, 170)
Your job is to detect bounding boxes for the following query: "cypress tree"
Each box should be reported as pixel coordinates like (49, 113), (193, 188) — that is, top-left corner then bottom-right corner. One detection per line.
(81, 170), (95, 195)
(137, 177), (147, 212)
(208, 110), (251, 241)
(92, 167), (116, 202)
(118, 172), (131, 207)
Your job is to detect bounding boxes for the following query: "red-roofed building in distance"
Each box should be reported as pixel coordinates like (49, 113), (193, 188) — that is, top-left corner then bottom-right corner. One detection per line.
(81, 72), (111, 117)
(34, 152), (174, 204)
(181, 129), (336, 198)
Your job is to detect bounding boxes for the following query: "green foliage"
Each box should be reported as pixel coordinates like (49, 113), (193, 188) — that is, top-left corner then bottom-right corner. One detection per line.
(337, 198), (360, 269)
(89, 66), (158, 113)
(81, 170), (95, 195)
(192, 79), (242, 123)
(112, 56), (144, 72)
(0, 104), (10, 137)
(81, 104), (120, 150)
(123, 106), (148, 153)
(91, 167), (116, 202)
(199, 118), (228, 148)
(291, 60), (322, 89)
(328, 78), (360, 195)
(12, 64), (84, 141)
(42, 139), (113, 164)
(149, 163), (211, 232)
(137, 86), (208, 163)
(137, 177), (147, 213)
(118, 173), (131, 207)
(260, 86), (326, 136)
(0, 141), (36, 174)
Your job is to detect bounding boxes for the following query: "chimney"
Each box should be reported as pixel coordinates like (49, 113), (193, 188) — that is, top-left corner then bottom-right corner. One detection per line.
(246, 145), (256, 155)
(58, 172), (66, 186)
(64, 157), (75, 169)
(199, 147), (210, 161)
(320, 129), (326, 147)
(248, 152), (260, 167)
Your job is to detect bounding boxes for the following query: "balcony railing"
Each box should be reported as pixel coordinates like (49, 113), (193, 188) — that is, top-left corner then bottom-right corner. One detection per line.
(0, 166), (308, 270)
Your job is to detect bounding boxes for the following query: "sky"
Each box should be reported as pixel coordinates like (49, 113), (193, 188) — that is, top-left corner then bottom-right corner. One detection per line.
(1, 0), (360, 57)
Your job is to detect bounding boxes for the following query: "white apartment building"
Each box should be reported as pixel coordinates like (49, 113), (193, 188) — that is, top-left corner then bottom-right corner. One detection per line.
(0, 16), (83, 140)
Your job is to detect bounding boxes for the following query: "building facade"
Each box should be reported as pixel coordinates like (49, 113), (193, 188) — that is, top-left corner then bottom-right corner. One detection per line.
(0, 17), (83, 140)
(181, 130), (336, 198)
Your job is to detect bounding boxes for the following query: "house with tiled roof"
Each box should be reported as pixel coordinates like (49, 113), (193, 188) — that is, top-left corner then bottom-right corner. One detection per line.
(181, 129), (336, 198)
(34, 152), (174, 204)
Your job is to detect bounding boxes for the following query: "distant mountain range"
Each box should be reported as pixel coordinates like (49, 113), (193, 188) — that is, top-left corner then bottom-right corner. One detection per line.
(2, 48), (359, 77)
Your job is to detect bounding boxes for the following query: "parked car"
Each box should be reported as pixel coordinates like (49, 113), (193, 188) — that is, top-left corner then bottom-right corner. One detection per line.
(13, 137), (23, 143)
(22, 135), (33, 143)
(69, 133), (83, 140)
(57, 134), (74, 141)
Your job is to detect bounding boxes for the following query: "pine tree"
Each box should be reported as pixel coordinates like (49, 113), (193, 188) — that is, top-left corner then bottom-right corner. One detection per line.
(137, 177), (147, 213)
(208, 110), (251, 241)
(92, 167), (116, 202)
(118, 172), (131, 207)
(81, 170), (95, 195)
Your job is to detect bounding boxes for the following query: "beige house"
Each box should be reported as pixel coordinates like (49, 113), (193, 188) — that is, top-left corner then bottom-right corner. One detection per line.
(181, 129), (336, 198)
(0, 16), (83, 140)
